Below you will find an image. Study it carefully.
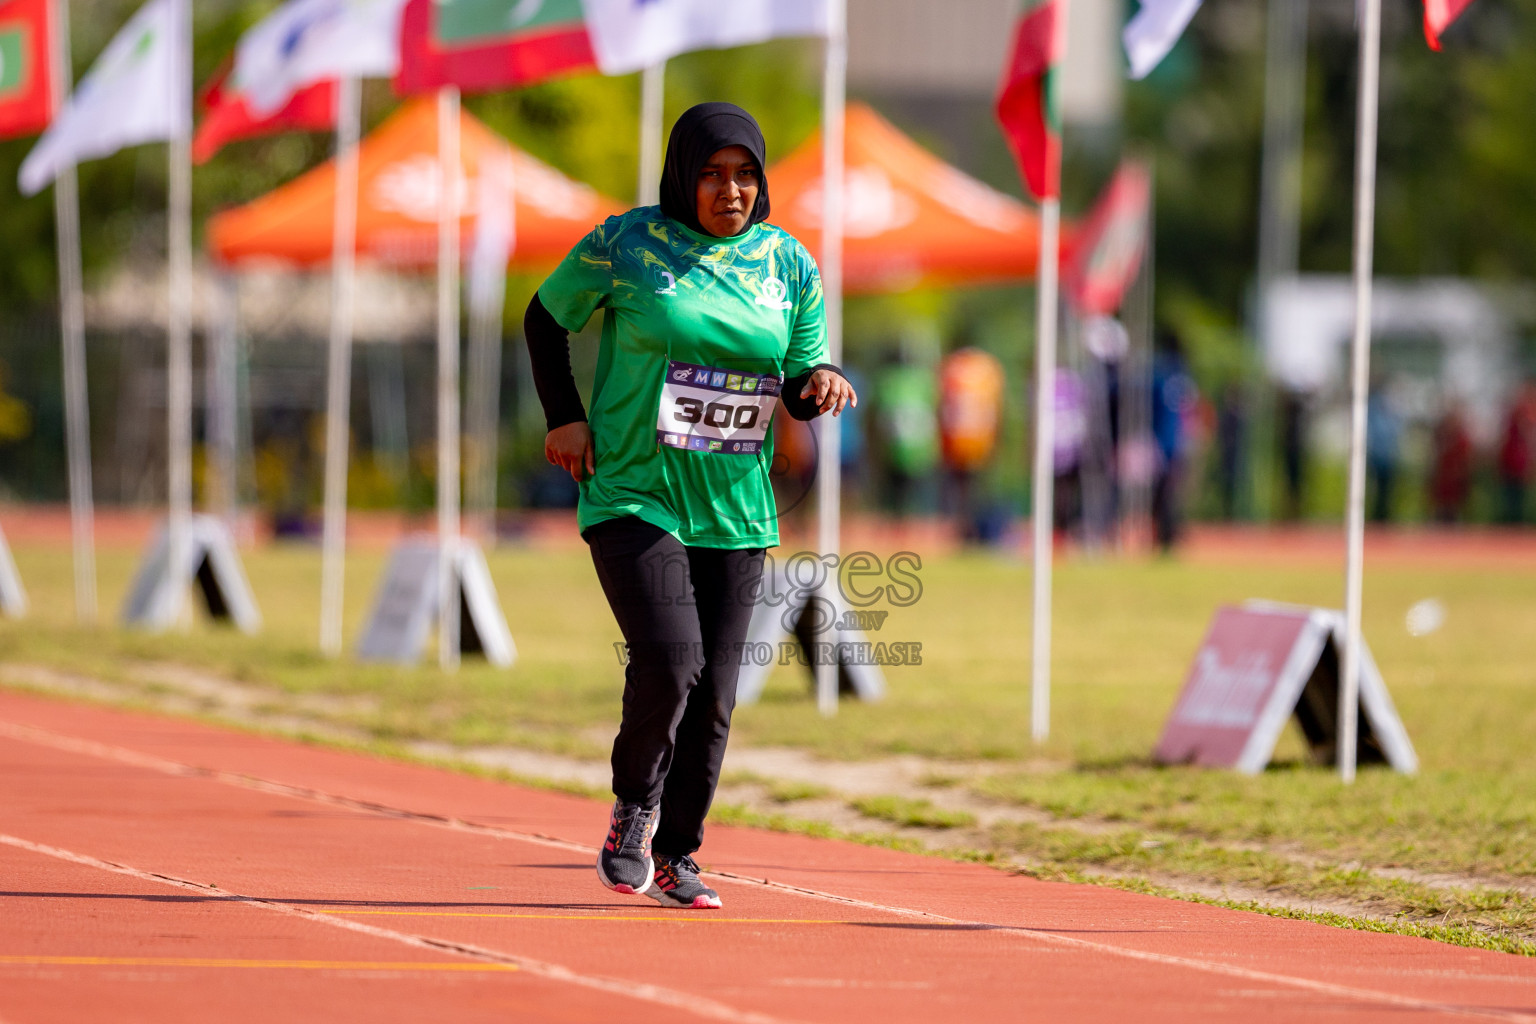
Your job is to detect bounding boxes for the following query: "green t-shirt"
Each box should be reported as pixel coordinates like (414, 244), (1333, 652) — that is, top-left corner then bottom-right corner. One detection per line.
(538, 206), (828, 549)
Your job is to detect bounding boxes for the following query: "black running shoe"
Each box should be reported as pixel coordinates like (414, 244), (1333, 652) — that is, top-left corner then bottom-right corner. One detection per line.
(645, 853), (722, 910)
(596, 800), (659, 895)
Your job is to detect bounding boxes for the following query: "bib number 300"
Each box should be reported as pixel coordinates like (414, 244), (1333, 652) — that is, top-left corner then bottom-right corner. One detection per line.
(673, 397), (761, 430)
(657, 360), (782, 455)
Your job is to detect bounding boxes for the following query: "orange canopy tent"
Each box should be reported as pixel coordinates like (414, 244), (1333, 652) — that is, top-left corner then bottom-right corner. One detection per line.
(766, 104), (1041, 295)
(208, 97), (623, 270)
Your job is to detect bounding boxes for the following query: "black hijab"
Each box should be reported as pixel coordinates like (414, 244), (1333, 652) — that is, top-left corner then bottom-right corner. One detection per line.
(659, 102), (770, 236)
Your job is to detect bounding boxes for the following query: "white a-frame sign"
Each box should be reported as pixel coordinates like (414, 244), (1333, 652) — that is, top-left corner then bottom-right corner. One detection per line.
(122, 516), (261, 632)
(735, 562), (885, 705)
(356, 537), (515, 666)
(0, 523), (28, 618)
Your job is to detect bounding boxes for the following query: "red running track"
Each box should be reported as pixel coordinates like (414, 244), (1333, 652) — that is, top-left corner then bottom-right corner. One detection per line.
(0, 689), (1532, 1024)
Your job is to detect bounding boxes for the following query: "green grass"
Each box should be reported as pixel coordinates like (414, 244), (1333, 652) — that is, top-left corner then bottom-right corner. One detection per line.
(991, 819), (1536, 931)
(3, 534), (1535, 951)
(849, 795), (978, 829)
(766, 780), (833, 803)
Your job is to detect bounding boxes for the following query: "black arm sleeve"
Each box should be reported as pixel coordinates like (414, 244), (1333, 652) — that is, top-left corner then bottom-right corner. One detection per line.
(781, 362), (846, 421)
(524, 293), (587, 432)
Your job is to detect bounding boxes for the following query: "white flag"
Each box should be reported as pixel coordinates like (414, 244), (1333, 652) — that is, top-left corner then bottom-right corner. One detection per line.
(579, 0), (832, 77)
(1123, 0), (1203, 80)
(19, 0), (188, 196)
(233, 0), (408, 118)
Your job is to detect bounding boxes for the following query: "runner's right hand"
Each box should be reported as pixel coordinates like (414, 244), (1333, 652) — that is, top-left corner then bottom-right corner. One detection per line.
(546, 421), (596, 482)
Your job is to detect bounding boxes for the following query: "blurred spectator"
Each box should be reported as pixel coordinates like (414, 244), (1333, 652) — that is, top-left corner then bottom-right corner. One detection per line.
(1497, 380), (1536, 524)
(1429, 402), (1474, 524)
(1277, 388), (1308, 521)
(1053, 368), (1088, 536)
(1214, 380), (1246, 521)
(1366, 378), (1402, 523)
(937, 348), (1004, 541)
(872, 355), (938, 516)
(1151, 332), (1195, 551)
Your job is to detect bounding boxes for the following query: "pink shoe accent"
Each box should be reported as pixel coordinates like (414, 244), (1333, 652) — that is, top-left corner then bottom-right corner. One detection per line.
(612, 884), (636, 895)
(690, 895), (722, 909)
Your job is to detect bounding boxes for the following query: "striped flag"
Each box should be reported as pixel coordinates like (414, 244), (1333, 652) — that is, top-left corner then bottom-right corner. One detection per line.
(394, 0), (596, 95)
(0, 0), (54, 139)
(1424, 0), (1476, 49)
(192, 63), (337, 164)
(994, 0), (1062, 201)
(233, 0), (407, 117)
(1065, 159), (1151, 316)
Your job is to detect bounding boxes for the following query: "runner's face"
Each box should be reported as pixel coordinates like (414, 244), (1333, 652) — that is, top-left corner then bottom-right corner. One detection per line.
(695, 146), (760, 237)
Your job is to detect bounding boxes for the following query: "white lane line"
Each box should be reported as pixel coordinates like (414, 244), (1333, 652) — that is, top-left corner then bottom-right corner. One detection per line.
(3, 718), (1532, 1023)
(0, 832), (792, 1024)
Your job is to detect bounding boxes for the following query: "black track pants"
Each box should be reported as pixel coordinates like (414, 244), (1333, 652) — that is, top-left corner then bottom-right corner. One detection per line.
(584, 516), (765, 858)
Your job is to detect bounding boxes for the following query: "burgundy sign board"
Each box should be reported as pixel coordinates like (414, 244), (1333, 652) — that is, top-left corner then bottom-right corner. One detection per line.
(1155, 602), (1417, 774)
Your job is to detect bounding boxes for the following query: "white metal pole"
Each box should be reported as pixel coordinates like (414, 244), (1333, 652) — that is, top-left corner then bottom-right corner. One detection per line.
(1030, 0), (1070, 743)
(319, 75), (362, 657)
(1121, 161), (1155, 548)
(48, 0), (95, 623)
(1340, 0), (1383, 784)
(465, 144), (512, 545)
(637, 61), (665, 206)
(208, 271), (239, 520)
(1256, 0), (1308, 302)
(165, 0), (194, 626)
(1030, 196), (1061, 743)
(437, 86), (462, 671)
(814, 0), (847, 718)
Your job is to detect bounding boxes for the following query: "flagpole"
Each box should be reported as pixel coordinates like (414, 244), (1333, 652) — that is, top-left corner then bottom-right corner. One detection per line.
(1031, 193), (1060, 743)
(437, 85), (462, 672)
(48, 0), (95, 623)
(465, 142), (512, 545)
(319, 74), (362, 657)
(813, 0), (847, 718)
(1029, 0), (1069, 745)
(165, 0), (194, 626)
(637, 60), (665, 205)
(1256, 0), (1307, 314)
(1340, 0), (1383, 784)
(209, 270), (239, 521)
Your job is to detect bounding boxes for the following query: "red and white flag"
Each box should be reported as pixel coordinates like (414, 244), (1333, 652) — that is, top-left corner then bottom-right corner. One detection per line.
(1424, 0), (1476, 50)
(233, 0), (406, 117)
(1065, 159), (1151, 316)
(192, 62), (336, 165)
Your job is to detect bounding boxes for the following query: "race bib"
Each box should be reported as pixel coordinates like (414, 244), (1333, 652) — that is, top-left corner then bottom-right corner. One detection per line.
(657, 360), (783, 455)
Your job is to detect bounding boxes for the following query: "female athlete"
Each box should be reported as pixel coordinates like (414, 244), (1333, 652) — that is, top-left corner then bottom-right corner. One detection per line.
(524, 102), (856, 910)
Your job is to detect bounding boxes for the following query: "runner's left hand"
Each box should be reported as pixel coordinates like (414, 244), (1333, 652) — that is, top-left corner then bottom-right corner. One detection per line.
(801, 369), (858, 416)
